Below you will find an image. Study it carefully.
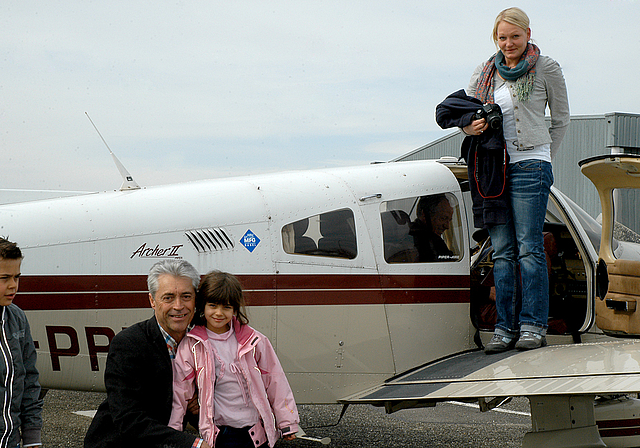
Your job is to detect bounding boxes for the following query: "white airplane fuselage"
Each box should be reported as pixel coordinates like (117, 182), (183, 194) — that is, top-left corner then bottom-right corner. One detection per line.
(4, 160), (473, 401)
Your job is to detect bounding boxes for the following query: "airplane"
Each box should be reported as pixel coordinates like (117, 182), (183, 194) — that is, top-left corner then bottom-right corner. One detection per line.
(3, 153), (640, 448)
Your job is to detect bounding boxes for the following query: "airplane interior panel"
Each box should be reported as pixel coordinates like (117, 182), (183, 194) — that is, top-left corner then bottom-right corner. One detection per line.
(470, 220), (588, 336)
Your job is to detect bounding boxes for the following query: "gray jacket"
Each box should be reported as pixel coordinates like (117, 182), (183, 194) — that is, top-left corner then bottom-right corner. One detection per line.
(468, 54), (570, 159)
(0, 304), (43, 447)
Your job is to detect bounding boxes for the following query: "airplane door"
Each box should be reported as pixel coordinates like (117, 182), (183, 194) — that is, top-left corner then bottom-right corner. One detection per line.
(545, 187), (600, 334)
(580, 155), (640, 336)
(370, 191), (474, 373)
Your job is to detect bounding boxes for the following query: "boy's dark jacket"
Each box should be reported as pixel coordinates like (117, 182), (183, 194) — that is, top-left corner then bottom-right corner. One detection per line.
(435, 89), (509, 229)
(84, 315), (198, 448)
(0, 304), (43, 447)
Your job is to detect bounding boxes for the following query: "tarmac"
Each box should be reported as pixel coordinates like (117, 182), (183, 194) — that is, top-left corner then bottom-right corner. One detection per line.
(42, 389), (531, 447)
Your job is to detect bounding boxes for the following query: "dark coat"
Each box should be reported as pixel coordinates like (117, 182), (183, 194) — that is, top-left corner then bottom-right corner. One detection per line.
(84, 316), (197, 448)
(435, 89), (509, 229)
(408, 219), (454, 262)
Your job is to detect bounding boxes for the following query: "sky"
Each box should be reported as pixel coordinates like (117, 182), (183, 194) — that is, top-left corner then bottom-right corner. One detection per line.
(2, 0), (639, 192)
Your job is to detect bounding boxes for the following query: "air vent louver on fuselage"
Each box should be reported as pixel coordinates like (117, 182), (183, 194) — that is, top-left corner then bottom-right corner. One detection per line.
(185, 228), (234, 253)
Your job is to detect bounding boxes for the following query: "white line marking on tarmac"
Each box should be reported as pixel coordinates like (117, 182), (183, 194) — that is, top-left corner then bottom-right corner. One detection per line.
(450, 401), (531, 417)
(74, 410), (97, 418)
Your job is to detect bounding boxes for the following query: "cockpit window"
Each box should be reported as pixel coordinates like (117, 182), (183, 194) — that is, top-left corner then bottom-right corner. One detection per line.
(380, 193), (463, 263)
(282, 209), (357, 259)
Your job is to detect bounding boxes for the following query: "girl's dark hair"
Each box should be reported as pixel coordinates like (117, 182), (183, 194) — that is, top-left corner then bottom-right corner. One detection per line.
(192, 270), (249, 327)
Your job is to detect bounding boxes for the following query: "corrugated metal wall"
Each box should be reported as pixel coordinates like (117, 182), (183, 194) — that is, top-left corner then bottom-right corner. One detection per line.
(550, 116), (606, 219)
(393, 131), (466, 162)
(605, 113), (640, 233)
(618, 189), (640, 234)
(394, 113), (640, 229)
(606, 112), (640, 148)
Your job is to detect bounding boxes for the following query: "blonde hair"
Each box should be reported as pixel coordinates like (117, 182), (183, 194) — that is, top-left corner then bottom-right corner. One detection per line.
(492, 7), (530, 45)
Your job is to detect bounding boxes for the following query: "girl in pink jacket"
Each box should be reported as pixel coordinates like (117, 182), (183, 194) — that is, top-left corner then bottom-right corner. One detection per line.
(169, 271), (299, 448)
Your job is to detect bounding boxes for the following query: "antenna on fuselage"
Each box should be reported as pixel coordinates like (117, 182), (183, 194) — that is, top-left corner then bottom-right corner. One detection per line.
(85, 112), (141, 191)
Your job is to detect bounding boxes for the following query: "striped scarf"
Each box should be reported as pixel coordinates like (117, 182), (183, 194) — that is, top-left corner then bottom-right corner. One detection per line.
(474, 43), (540, 103)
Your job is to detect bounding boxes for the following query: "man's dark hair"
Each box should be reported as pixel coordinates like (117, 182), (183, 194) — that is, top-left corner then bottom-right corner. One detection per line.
(417, 194), (448, 220)
(0, 237), (22, 260)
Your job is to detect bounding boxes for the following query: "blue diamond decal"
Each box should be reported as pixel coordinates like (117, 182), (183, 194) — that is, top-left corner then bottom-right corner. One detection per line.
(240, 229), (260, 253)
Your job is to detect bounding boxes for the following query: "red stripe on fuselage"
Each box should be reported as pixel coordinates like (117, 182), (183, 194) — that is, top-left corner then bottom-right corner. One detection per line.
(599, 427), (640, 438)
(15, 274), (469, 310)
(598, 418), (640, 438)
(597, 418), (640, 429)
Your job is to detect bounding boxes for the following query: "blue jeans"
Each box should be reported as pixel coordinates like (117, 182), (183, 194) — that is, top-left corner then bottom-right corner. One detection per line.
(488, 160), (553, 338)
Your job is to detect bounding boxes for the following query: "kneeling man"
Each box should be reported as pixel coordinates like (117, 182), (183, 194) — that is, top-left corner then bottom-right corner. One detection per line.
(84, 260), (210, 448)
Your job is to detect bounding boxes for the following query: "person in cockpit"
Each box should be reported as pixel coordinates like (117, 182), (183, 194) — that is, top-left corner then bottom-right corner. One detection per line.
(409, 194), (454, 262)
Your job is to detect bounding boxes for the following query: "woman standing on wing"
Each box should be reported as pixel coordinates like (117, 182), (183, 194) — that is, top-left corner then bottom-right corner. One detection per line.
(464, 7), (570, 352)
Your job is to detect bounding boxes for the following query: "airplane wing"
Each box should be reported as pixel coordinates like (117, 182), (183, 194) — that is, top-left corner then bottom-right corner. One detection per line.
(341, 340), (640, 412)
